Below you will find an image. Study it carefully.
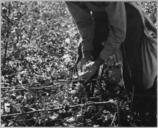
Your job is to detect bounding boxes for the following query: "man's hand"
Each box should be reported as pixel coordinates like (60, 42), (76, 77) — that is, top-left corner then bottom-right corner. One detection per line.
(80, 57), (104, 83)
(80, 62), (98, 83)
(79, 57), (92, 71)
(79, 51), (93, 72)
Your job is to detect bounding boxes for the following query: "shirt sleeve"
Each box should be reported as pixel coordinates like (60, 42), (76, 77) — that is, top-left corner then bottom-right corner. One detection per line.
(99, 2), (126, 61)
(66, 2), (94, 54)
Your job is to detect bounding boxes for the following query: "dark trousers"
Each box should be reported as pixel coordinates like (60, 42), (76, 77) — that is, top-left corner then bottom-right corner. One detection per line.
(122, 4), (157, 125)
(122, 3), (143, 92)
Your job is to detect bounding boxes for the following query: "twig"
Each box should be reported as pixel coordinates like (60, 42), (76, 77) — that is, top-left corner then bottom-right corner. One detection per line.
(1, 108), (60, 117)
(0, 83), (10, 85)
(2, 2), (12, 67)
(71, 100), (117, 108)
(116, 101), (120, 126)
(110, 112), (117, 126)
(1, 78), (101, 91)
(1, 100), (117, 117)
(1, 85), (56, 92)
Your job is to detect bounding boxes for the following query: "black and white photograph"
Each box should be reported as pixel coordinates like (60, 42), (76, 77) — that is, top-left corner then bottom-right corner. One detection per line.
(1, 1), (157, 127)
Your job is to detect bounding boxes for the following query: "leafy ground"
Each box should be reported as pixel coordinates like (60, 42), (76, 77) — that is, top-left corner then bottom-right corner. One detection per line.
(1, 1), (157, 127)
(1, 63), (134, 127)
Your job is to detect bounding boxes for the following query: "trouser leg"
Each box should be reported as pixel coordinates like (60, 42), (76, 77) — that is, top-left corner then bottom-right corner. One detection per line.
(123, 3), (157, 126)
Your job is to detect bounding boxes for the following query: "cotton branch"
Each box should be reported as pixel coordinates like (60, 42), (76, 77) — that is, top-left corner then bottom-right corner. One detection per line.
(1, 100), (117, 117)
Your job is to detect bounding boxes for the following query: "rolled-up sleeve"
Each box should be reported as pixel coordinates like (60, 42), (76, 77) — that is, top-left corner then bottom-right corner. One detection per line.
(66, 2), (94, 54)
(99, 2), (126, 60)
